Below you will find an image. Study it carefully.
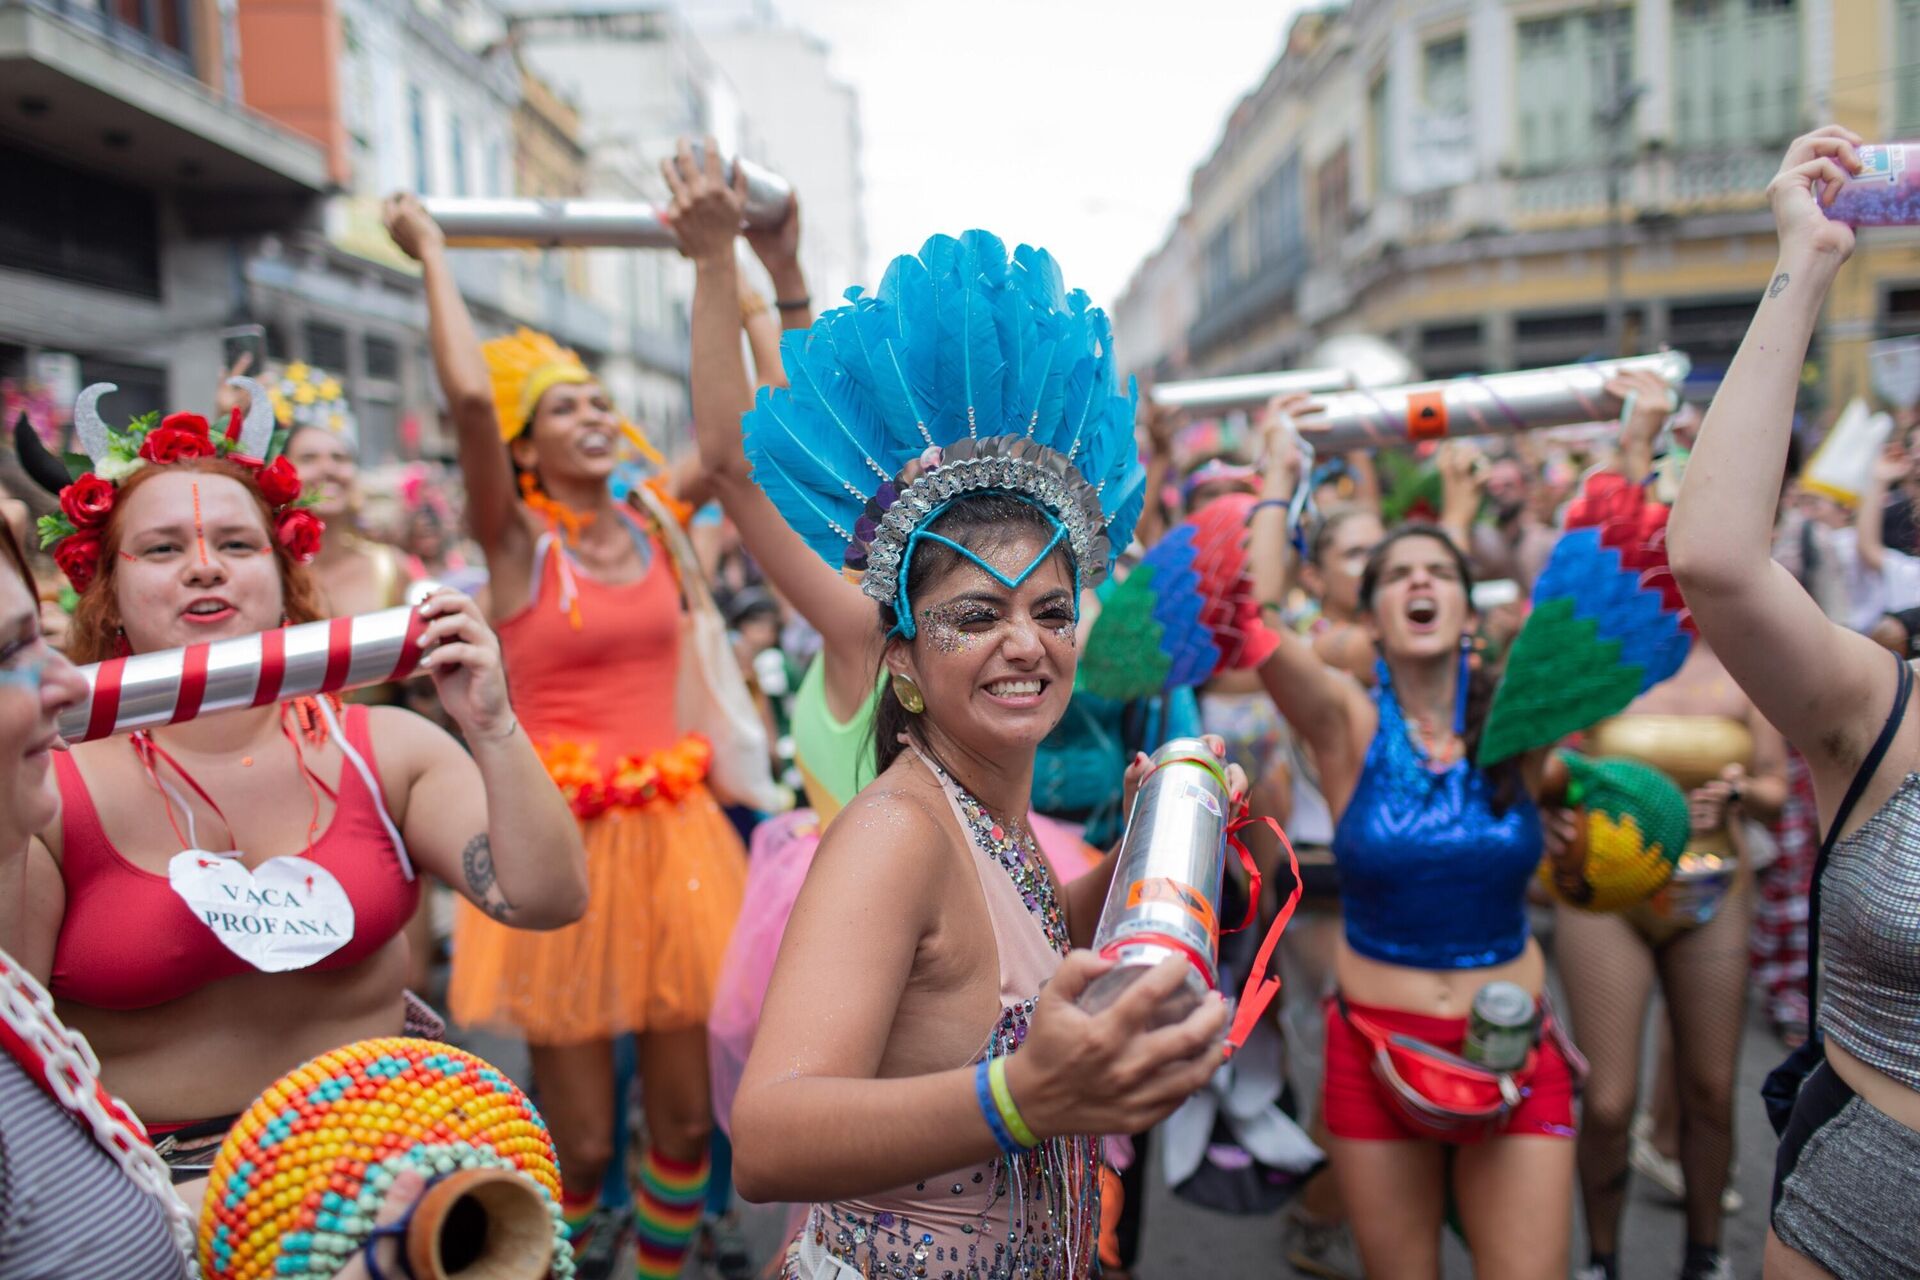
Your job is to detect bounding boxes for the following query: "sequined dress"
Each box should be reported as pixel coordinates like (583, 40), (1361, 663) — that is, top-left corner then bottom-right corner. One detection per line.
(783, 751), (1101, 1280)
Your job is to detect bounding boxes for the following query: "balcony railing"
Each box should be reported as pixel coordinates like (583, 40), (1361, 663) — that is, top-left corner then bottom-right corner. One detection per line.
(1190, 145), (1781, 348)
(13, 0), (196, 77)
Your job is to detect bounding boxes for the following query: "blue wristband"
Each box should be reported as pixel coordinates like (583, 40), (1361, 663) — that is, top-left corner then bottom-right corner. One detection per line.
(974, 1059), (1023, 1156)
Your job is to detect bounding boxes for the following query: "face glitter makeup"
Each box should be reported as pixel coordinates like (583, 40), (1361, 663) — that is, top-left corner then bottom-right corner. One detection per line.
(918, 602), (980, 654)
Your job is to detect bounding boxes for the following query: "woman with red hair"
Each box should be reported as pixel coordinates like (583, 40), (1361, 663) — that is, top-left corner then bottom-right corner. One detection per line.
(8, 383), (586, 1180)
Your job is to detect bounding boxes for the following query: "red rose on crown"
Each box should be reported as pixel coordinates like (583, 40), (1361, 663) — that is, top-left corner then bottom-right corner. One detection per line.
(158, 412), (212, 441)
(252, 456), (304, 508)
(54, 532), (103, 593)
(139, 426), (217, 465)
(58, 474), (116, 528)
(275, 508), (324, 563)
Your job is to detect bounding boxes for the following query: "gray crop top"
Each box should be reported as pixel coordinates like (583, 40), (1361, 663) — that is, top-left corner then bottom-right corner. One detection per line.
(1819, 768), (1920, 1091)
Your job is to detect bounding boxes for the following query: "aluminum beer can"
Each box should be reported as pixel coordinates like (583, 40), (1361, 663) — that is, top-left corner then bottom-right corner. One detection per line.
(1463, 981), (1538, 1071)
(1078, 738), (1232, 1028)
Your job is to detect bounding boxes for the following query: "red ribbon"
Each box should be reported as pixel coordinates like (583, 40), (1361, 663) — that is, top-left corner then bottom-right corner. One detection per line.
(1224, 812), (1301, 1058)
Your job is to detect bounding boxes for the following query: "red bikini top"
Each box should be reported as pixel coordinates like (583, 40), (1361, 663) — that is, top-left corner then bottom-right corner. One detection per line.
(49, 704), (420, 1011)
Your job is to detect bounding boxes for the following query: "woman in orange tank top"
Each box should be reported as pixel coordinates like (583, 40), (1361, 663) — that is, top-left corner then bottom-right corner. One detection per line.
(386, 190), (774, 1279)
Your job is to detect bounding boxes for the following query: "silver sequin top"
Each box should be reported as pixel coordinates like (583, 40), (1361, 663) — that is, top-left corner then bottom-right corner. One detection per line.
(1820, 771), (1920, 1091)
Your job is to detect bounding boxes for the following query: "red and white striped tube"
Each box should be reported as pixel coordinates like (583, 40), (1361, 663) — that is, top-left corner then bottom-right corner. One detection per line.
(58, 604), (429, 743)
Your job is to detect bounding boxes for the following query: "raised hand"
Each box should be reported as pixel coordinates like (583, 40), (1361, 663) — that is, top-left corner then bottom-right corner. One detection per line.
(381, 192), (445, 264)
(1766, 125), (1864, 267)
(662, 136), (747, 265)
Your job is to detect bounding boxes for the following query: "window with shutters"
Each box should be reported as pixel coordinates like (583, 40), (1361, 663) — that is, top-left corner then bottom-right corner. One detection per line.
(1515, 8), (1633, 172)
(1672, 0), (1800, 150)
(1423, 36), (1468, 115)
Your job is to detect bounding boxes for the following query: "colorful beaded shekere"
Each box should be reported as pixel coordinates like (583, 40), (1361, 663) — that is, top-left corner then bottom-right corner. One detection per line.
(197, 1037), (574, 1280)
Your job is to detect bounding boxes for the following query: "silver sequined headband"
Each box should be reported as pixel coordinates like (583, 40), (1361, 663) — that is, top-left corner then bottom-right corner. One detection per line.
(853, 435), (1113, 609)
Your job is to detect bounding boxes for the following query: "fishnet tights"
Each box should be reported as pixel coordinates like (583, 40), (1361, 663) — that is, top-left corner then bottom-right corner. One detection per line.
(1554, 883), (1753, 1251)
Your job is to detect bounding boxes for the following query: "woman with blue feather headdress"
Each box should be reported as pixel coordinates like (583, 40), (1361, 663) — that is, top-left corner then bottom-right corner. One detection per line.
(664, 152), (1238, 1278)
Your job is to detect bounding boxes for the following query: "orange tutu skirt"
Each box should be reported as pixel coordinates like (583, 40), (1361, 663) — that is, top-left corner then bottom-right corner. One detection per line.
(448, 784), (746, 1045)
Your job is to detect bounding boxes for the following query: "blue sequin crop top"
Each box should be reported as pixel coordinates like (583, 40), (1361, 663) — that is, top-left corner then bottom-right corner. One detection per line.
(1331, 662), (1543, 970)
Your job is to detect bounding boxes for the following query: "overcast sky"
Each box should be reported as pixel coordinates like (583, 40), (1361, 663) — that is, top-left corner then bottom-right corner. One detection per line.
(763, 0), (1310, 309)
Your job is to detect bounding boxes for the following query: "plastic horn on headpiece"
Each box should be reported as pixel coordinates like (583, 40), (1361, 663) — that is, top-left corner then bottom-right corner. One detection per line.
(11, 413), (71, 496)
(225, 374), (275, 458)
(71, 381), (114, 464)
(426, 153), (791, 249)
(1305, 352), (1690, 453)
(12, 381), (122, 497)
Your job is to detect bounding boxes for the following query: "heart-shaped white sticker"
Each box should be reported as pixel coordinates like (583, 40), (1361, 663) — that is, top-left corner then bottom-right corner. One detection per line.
(168, 850), (356, 973)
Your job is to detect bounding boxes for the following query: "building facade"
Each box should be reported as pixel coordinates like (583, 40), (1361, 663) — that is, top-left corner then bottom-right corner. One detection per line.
(1127, 0), (1919, 410)
(0, 0), (328, 431)
(695, 17), (868, 301)
(231, 0), (617, 462)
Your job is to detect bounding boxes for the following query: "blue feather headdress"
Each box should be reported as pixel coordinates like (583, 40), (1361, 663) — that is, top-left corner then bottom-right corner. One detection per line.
(742, 231), (1145, 634)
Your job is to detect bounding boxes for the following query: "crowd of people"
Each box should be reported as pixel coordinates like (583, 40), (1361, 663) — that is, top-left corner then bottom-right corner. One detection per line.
(0, 125), (1914, 1280)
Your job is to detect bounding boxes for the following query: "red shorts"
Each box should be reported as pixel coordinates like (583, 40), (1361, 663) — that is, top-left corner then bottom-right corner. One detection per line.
(1321, 996), (1577, 1143)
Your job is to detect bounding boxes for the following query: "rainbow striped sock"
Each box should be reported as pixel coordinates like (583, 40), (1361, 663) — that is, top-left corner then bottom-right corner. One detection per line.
(561, 1186), (599, 1241)
(634, 1147), (708, 1279)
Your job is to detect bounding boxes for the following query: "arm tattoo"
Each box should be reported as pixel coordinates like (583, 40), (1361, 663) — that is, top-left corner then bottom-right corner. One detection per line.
(461, 834), (512, 921)
(1769, 272), (1790, 299)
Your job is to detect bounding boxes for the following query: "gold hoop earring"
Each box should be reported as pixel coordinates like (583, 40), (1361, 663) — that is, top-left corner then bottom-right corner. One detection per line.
(891, 673), (925, 715)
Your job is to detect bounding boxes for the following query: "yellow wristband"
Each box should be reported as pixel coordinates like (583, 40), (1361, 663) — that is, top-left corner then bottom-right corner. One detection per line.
(988, 1056), (1038, 1149)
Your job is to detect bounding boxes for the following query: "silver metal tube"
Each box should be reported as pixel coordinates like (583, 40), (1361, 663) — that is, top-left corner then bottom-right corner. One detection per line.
(426, 155), (792, 250)
(60, 603), (429, 742)
(1149, 368), (1355, 413)
(1305, 351), (1690, 452)
(1079, 738), (1233, 1027)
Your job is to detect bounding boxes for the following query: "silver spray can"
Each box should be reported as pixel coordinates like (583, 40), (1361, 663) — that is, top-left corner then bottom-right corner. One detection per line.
(1463, 981), (1539, 1071)
(1078, 738), (1233, 1028)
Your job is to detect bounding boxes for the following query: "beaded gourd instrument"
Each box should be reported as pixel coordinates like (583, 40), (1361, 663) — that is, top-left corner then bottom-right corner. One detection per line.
(1540, 752), (1689, 912)
(197, 1038), (573, 1280)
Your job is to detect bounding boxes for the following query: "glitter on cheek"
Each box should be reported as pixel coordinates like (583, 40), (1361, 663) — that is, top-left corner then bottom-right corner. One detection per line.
(918, 604), (982, 654)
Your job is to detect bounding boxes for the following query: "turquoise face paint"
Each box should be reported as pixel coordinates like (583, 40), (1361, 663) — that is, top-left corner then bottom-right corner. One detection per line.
(0, 658), (45, 692)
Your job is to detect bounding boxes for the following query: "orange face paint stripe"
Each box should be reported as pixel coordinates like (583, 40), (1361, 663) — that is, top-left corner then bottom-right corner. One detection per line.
(191, 480), (209, 566)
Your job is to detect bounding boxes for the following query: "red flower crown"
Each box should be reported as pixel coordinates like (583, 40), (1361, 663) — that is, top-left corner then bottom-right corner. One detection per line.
(26, 380), (323, 594)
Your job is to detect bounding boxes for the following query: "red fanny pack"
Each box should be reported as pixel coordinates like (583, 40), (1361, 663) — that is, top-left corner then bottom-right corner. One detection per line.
(1336, 994), (1580, 1142)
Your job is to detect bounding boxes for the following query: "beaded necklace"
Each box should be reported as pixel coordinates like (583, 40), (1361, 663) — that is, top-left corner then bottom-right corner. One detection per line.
(918, 752), (1070, 954)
